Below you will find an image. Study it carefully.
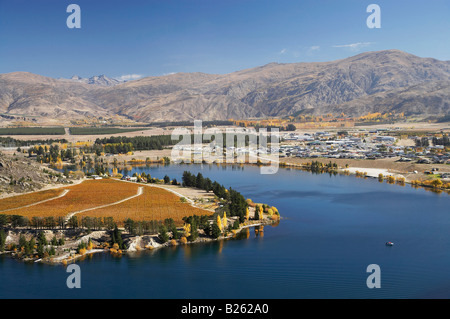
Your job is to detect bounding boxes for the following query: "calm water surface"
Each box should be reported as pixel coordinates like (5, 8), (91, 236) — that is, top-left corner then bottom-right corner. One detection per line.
(1, 164), (450, 299)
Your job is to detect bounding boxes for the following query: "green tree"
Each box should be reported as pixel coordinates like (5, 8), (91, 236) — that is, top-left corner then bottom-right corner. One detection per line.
(196, 173), (205, 189)
(188, 220), (199, 242)
(163, 175), (171, 184)
(18, 234), (27, 251)
(211, 222), (221, 239)
(111, 225), (124, 249)
(26, 237), (35, 255)
(124, 218), (136, 235)
(254, 205), (260, 220)
(51, 235), (58, 246)
(0, 229), (6, 252)
(37, 231), (47, 246)
(158, 225), (169, 243)
(0, 214), (7, 228)
(36, 243), (44, 258)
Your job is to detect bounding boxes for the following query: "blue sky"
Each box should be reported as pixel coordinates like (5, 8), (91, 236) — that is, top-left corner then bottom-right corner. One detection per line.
(0, 0), (449, 80)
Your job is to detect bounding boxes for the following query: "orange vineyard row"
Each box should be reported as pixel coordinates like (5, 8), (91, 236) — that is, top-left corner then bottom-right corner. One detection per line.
(3, 179), (139, 219)
(78, 185), (213, 226)
(0, 188), (64, 212)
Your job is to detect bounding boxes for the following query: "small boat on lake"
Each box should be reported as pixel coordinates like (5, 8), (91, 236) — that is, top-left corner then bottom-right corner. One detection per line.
(385, 242), (394, 246)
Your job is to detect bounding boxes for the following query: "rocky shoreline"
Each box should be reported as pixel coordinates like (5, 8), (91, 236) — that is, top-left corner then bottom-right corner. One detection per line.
(1, 215), (279, 265)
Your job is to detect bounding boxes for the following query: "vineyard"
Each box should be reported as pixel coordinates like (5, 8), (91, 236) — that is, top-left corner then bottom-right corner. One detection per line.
(78, 184), (213, 226)
(0, 178), (212, 226)
(0, 189), (64, 212)
(2, 179), (139, 219)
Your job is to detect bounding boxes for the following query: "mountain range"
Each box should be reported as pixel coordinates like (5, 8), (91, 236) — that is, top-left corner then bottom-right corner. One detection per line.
(0, 50), (449, 124)
(68, 75), (122, 87)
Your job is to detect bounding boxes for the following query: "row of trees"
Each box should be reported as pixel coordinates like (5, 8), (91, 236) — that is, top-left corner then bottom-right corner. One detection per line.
(123, 218), (171, 237)
(432, 134), (450, 147)
(305, 161), (339, 173)
(415, 135), (450, 147)
(181, 171), (227, 198)
(181, 171), (248, 222)
(94, 135), (179, 152)
(28, 144), (77, 164)
(0, 137), (68, 148)
(0, 214), (120, 231)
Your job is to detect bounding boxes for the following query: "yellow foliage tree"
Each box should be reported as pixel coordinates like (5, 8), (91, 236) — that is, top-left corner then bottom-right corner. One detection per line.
(271, 206), (279, 216)
(183, 223), (191, 237)
(396, 177), (406, 185)
(217, 215), (223, 232)
(258, 205), (263, 220)
(431, 179), (443, 188)
(87, 239), (93, 250)
(222, 212), (227, 230)
(387, 176), (395, 184)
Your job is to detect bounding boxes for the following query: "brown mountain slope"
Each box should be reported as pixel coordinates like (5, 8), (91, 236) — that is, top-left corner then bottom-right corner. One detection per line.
(90, 50), (450, 120)
(1, 50), (450, 123)
(329, 81), (450, 117)
(0, 72), (111, 121)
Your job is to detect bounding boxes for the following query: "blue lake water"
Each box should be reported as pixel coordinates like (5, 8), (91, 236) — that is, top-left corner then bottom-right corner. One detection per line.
(1, 164), (450, 299)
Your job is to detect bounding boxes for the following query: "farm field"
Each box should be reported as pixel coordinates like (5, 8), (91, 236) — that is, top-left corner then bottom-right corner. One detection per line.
(68, 127), (148, 135)
(0, 188), (64, 212)
(0, 127), (65, 135)
(78, 184), (213, 226)
(2, 179), (139, 219)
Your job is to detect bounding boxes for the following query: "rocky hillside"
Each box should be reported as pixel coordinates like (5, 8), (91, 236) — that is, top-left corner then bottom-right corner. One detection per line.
(1, 50), (449, 122)
(0, 72), (110, 123)
(0, 154), (68, 195)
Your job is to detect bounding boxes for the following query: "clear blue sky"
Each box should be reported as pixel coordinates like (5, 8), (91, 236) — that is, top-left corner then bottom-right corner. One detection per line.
(0, 0), (449, 80)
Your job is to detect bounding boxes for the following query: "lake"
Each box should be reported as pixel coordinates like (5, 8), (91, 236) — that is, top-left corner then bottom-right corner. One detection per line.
(1, 164), (450, 299)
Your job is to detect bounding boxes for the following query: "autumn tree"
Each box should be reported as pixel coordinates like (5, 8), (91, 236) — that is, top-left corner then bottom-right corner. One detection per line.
(222, 212), (228, 230)
(87, 238), (94, 250)
(217, 215), (223, 232)
(431, 179), (443, 189)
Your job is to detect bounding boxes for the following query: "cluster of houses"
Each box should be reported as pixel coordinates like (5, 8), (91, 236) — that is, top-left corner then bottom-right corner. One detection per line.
(169, 128), (450, 167)
(120, 175), (137, 182)
(279, 130), (450, 165)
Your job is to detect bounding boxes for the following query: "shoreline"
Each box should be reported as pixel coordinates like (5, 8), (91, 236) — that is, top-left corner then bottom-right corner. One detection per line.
(2, 217), (278, 265)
